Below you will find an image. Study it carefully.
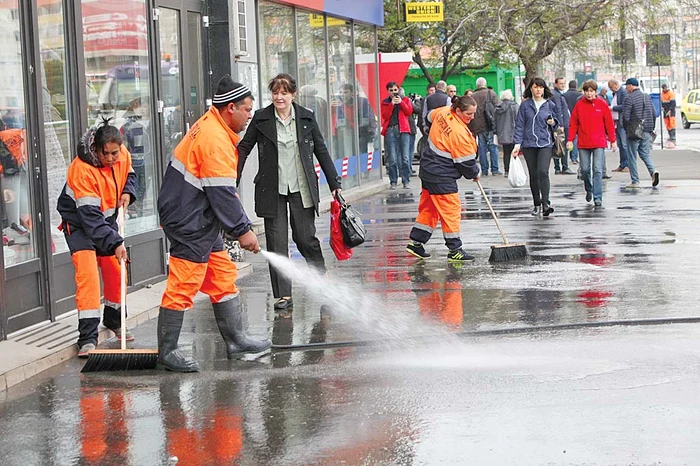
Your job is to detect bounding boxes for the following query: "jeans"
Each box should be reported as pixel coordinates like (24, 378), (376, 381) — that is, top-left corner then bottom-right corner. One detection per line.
(522, 147), (553, 207)
(615, 123), (629, 168)
(579, 148), (604, 203)
(385, 126), (412, 185)
(569, 135), (579, 162)
(477, 130), (500, 174)
(553, 128), (570, 171)
(627, 132), (655, 184)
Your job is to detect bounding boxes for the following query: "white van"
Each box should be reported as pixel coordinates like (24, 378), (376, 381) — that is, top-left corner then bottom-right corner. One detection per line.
(636, 76), (671, 94)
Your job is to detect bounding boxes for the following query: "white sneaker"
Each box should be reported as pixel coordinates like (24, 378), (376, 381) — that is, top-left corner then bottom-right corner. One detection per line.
(78, 343), (96, 358)
(626, 182), (640, 189)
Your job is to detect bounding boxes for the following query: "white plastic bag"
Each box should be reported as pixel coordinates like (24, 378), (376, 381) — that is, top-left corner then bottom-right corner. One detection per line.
(508, 156), (528, 187)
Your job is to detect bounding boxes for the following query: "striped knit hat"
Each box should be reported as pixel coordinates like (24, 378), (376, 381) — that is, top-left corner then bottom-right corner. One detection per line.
(212, 74), (251, 105)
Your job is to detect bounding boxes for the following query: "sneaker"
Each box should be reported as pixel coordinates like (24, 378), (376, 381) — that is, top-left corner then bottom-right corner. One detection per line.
(542, 204), (554, 217)
(447, 248), (475, 262)
(108, 326), (135, 342)
(612, 166), (626, 172)
(406, 243), (431, 259)
(403, 183), (410, 189)
(602, 174), (612, 179)
(504, 171), (509, 177)
(570, 160), (578, 165)
(626, 182), (640, 189)
(531, 206), (541, 216)
(390, 183), (397, 190)
(594, 200), (602, 207)
(492, 171), (503, 175)
(78, 343), (96, 358)
(562, 168), (576, 175)
(555, 169), (562, 175)
(652, 171), (660, 187)
(586, 191), (592, 202)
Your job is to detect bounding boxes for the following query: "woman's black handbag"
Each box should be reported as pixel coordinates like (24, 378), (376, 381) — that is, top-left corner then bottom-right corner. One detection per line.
(335, 192), (366, 248)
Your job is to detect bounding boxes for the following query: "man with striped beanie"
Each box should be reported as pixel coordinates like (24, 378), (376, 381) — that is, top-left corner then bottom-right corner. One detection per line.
(156, 75), (271, 372)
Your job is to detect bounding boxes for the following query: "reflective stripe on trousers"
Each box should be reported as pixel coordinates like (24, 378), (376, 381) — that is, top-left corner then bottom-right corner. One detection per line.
(409, 189), (462, 250)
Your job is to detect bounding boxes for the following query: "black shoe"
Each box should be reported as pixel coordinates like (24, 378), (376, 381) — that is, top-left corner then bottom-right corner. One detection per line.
(214, 297), (271, 358)
(652, 171), (660, 187)
(531, 206), (541, 216)
(447, 248), (475, 262)
(555, 169), (562, 175)
(594, 200), (602, 207)
(586, 192), (592, 203)
(406, 243), (431, 259)
(543, 204), (554, 217)
(156, 307), (200, 372)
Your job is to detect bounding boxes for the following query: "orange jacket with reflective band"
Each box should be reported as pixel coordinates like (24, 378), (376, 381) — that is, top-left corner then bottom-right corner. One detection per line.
(419, 108), (480, 185)
(158, 106), (252, 262)
(57, 145), (136, 254)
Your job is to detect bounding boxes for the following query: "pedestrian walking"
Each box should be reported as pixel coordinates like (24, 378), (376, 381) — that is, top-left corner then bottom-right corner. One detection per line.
(512, 77), (560, 217)
(563, 80), (582, 164)
(622, 78), (660, 189)
(470, 77), (501, 175)
(568, 80), (616, 207)
(156, 75), (271, 372)
(494, 89), (519, 177)
(238, 73), (341, 311)
(406, 95), (481, 262)
(661, 84), (677, 147)
(381, 81), (414, 189)
(608, 79), (629, 172)
(56, 120), (137, 357)
(551, 77), (575, 175)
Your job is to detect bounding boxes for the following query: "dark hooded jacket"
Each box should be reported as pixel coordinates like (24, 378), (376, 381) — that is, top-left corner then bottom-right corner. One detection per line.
(494, 99), (519, 144)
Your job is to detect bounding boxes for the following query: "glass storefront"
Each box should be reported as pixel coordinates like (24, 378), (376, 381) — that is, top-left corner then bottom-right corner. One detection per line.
(258, 2), (295, 109)
(81, 0), (158, 233)
(296, 11), (330, 141)
(354, 24), (382, 183)
(1, 3), (34, 267)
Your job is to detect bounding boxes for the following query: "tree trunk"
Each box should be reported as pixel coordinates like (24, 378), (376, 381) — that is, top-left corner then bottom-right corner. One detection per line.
(413, 53), (437, 86)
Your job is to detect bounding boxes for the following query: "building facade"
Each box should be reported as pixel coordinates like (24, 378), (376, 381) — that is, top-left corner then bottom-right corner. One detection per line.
(0, 0), (383, 339)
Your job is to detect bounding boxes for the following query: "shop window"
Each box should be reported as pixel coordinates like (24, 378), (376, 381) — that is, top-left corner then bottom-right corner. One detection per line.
(1, 3), (34, 266)
(296, 10), (330, 142)
(82, 0), (158, 234)
(37, 0), (73, 255)
(327, 17), (358, 188)
(354, 24), (381, 183)
(258, 2), (295, 108)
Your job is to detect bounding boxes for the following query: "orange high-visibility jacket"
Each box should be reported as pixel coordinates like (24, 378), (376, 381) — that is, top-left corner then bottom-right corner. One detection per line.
(420, 107), (480, 186)
(57, 145), (136, 254)
(158, 106), (251, 263)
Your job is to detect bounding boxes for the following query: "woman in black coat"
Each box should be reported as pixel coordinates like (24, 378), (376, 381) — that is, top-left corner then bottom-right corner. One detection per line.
(237, 74), (341, 310)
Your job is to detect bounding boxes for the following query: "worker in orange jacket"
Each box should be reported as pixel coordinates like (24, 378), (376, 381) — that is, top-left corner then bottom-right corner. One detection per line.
(57, 120), (137, 356)
(406, 95), (480, 262)
(156, 75), (270, 372)
(660, 84), (676, 146)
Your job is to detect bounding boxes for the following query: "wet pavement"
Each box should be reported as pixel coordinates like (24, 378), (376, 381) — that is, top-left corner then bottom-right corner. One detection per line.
(2, 172), (700, 465)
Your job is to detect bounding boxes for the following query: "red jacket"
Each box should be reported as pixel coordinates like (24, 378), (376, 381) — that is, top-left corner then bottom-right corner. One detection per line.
(380, 96), (413, 135)
(568, 96), (616, 149)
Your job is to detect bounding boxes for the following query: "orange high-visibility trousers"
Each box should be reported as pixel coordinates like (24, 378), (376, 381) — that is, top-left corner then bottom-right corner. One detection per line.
(409, 189), (462, 250)
(161, 250), (239, 310)
(664, 116), (676, 131)
(71, 250), (122, 318)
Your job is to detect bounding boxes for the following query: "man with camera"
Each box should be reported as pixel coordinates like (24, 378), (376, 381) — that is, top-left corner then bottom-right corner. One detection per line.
(381, 81), (414, 189)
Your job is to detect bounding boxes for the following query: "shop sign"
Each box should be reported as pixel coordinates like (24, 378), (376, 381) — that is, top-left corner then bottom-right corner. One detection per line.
(309, 14), (347, 27)
(405, 2), (444, 22)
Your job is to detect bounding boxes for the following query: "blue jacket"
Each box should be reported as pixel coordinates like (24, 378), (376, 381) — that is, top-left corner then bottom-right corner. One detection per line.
(513, 99), (560, 148)
(552, 89), (570, 128)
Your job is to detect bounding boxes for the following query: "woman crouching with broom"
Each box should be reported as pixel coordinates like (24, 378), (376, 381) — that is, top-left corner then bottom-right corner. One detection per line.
(405, 95), (481, 262)
(57, 119), (137, 357)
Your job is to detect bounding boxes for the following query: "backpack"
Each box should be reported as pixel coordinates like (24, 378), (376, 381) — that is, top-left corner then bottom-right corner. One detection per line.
(483, 91), (496, 131)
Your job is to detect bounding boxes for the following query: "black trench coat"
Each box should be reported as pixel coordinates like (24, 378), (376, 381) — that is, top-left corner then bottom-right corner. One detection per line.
(237, 102), (341, 218)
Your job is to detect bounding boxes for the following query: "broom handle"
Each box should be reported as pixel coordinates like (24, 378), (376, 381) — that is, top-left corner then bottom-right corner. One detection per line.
(118, 207), (127, 351)
(475, 179), (509, 245)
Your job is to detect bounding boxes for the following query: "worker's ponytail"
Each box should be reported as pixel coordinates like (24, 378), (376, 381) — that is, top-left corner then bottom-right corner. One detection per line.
(93, 117), (123, 151)
(451, 95), (476, 112)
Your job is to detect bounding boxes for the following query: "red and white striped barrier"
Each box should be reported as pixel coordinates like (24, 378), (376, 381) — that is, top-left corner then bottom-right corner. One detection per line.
(341, 157), (349, 178)
(314, 163), (321, 178)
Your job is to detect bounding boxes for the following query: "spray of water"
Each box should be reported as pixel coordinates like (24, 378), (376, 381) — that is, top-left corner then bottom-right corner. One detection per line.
(260, 250), (457, 344)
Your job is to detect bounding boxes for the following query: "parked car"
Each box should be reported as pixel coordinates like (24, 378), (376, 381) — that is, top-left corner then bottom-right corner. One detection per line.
(680, 89), (700, 129)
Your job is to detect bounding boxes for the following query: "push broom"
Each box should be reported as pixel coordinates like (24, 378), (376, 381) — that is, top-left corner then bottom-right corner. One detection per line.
(81, 208), (158, 372)
(475, 180), (528, 262)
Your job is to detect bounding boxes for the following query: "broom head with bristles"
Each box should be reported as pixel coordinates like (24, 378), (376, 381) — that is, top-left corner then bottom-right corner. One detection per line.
(81, 349), (159, 373)
(489, 243), (528, 262)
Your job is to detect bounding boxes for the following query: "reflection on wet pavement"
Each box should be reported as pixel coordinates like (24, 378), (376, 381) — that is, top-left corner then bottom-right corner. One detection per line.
(2, 180), (700, 464)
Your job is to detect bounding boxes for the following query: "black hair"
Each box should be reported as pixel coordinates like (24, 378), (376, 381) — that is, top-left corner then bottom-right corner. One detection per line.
(451, 95), (477, 112)
(268, 73), (297, 94)
(340, 83), (354, 92)
(386, 81), (398, 90)
(568, 80), (578, 89)
(426, 83), (436, 91)
(94, 117), (123, 150)
(523, 77), (553, 100)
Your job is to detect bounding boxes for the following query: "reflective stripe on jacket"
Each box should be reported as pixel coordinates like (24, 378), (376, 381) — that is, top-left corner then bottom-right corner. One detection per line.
(419, 107), (480, 186)
(158, 106), (252, 263)
(57, 145), (136, 254)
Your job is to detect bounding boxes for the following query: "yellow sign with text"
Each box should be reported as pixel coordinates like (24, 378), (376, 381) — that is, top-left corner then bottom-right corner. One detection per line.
(405, 2), (444, 22)
(310, 14), (347, 28)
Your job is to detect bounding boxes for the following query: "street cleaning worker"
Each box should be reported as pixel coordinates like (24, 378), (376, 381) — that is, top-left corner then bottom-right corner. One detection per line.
(660, 84), (676, 147)
(56, 120), (137, 357)
(406, 95), (481, 262)
(156, 75), (270, 372)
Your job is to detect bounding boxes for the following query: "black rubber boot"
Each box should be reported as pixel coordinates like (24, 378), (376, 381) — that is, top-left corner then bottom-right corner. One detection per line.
(213, 296), (272, 358)
(156, 307), (200, 372)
